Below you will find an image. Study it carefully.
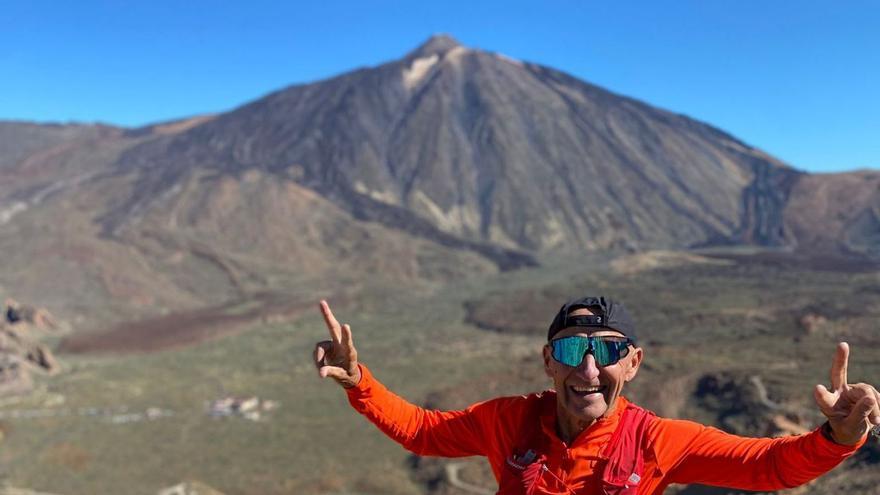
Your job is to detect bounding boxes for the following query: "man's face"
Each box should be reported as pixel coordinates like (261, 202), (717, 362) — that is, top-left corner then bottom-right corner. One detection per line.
(543, 308), (643, 428)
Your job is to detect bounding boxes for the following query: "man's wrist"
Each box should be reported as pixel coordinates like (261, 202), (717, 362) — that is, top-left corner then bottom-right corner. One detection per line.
(342, 363), (364, 389)
(820, 421), (840, 444)
(821, 421), (865, 446)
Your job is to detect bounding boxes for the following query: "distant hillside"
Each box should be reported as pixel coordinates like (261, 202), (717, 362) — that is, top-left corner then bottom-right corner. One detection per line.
(0, 35), (877, 326)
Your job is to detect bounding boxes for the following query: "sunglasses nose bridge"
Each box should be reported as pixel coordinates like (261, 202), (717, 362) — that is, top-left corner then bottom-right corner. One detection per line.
(575, 349), (601, 379)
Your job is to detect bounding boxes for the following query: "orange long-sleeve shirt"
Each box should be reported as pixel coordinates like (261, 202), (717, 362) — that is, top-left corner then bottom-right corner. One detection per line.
(346, 364), (863, 494)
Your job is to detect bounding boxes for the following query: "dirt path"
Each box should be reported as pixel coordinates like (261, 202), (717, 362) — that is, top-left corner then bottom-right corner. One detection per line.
(445, 462), (494, 495)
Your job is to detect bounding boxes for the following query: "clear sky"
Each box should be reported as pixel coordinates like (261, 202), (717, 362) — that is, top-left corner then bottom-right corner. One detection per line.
(2, 1), (878, 173)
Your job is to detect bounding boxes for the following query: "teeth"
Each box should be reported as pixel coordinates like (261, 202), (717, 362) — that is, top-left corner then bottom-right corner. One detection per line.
(572, 386), (602, 393)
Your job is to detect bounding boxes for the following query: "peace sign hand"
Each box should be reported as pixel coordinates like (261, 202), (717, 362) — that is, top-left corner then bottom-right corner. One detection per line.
(313, 300), (361, 388)
(813, 342), (880, 445)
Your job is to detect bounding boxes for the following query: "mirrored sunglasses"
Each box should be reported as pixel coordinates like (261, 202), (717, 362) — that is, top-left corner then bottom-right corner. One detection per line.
(550, 335), (632, 367)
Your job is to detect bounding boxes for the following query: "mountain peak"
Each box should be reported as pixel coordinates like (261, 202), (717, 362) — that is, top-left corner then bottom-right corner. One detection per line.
(407, 34), (463, 59)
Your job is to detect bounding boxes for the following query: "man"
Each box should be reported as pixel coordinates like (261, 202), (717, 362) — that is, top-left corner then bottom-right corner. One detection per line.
(313, 297), (880, 494)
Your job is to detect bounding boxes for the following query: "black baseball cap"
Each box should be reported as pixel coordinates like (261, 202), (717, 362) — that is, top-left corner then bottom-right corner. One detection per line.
(546, 296), (637, 343)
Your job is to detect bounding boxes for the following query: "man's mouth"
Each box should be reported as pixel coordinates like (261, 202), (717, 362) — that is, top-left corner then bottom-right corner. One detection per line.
(569, 385), (606, 397)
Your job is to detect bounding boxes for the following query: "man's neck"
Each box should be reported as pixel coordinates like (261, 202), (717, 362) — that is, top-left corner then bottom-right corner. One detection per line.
(555, 405), (597, 444)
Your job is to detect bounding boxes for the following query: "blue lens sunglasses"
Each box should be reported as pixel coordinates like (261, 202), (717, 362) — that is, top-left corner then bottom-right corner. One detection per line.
(549, 335), (632, 367)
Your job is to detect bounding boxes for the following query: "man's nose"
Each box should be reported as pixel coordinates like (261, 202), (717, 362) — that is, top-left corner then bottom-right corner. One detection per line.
(576, 353), (601, 380)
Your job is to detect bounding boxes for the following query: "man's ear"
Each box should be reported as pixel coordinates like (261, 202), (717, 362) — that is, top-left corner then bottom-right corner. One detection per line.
(624, 347), (643, 382)
(542, 345), (554, 378)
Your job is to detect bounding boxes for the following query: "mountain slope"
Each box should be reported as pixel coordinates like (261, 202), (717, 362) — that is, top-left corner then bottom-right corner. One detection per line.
(0, 35), (876, 326)
(108, 35), (808, 257)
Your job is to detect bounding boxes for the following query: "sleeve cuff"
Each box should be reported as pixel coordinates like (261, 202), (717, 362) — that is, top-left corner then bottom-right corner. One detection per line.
(345, 363), (374, 399)
(813, 422), (867, 456)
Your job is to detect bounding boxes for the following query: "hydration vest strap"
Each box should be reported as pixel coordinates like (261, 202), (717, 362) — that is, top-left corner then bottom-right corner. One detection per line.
(601, 404), (656, 494)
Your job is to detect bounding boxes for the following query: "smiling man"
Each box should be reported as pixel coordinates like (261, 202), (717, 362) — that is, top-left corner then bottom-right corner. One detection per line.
(313, 296), (880, 494)
(542, 299), (642, 446)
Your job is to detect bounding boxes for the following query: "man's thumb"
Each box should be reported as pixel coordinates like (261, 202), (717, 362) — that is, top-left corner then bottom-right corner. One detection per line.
(814, 384), (836, 411)
(319, 366), (347, 381)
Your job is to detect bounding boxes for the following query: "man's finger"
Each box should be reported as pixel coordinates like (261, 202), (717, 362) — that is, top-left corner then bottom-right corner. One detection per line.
(342, 324), (358, 365)
(342, 324), (355, 348)
(871, 387), (880, 425)
(830, 342), (849, 392)
(320, 300), (342, 344)
(314, 343), (327, 368)
(314, 345), (324, 367)
(849, 395), (877, 423)
(314, 340), (333, 370)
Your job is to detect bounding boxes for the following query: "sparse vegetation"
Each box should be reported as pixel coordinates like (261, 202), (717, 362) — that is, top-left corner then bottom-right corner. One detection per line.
(0, 250), (876, 494)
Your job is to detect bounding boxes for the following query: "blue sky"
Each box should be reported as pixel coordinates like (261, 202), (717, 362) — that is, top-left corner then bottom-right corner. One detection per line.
(2, 1), (878, 173)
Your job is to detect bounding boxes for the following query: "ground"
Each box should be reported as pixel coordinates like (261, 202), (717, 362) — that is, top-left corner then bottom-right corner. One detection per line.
(0, 249), (877, 495)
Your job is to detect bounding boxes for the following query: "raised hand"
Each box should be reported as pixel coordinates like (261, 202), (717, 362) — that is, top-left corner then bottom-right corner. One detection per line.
(813, 342), (880, 445)
(313, 300), (361, 388)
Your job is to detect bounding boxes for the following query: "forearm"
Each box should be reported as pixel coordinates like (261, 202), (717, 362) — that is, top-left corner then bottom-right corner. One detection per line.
(345, 363), (489, 457)
(662, 420), (864, 490)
